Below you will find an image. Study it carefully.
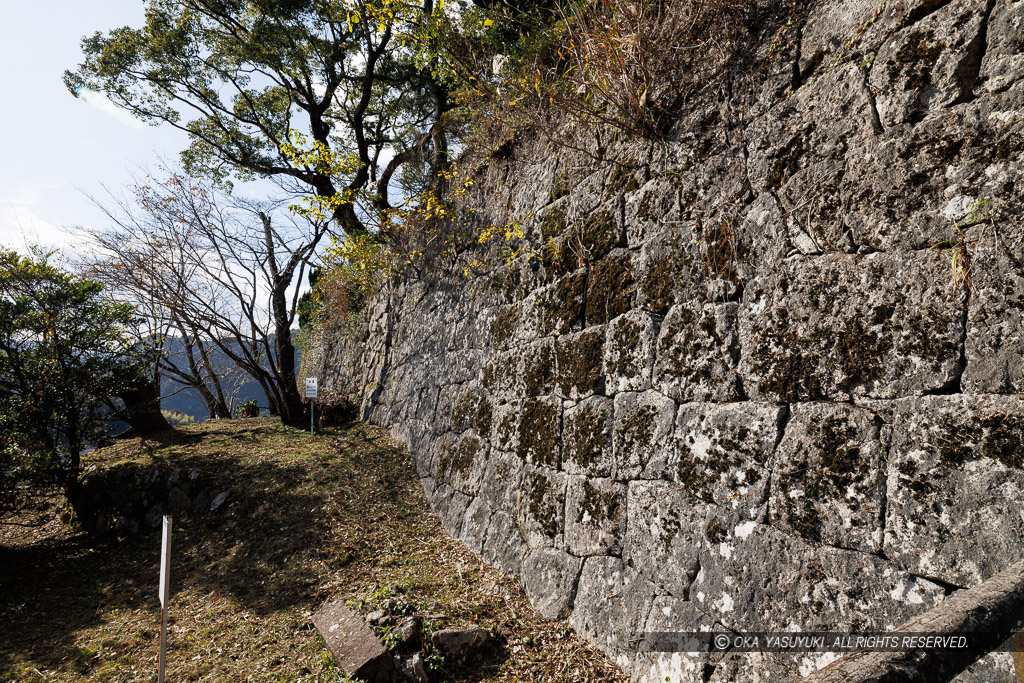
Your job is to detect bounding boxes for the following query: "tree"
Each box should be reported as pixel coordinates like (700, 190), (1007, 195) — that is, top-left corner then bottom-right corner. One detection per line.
(87, 172), (327, 427)
(0, 249), (167, 515)
(64, 0), (453, 236)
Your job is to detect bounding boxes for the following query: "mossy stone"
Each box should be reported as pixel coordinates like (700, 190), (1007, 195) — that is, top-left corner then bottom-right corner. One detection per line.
(555, 328), (605, 398)
(585, 255), (636, 325)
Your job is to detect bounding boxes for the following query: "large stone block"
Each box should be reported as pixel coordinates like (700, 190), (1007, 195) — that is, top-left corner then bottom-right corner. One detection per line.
(521, 339), (557, 396)
(707, 651), (826, 683)
(536, 270), (588, 335)
(738, 252), (965, 401)
(429, 482), (471, 539)
(981, 0), (1024, 93)
(624, 176), (683, 249)
(884, 395), (1024, 586)
(570, 556), (657, 673)
(647, 402), (783, 521)
(840, 94), (1021, 255)
(554, 326), (606, 399)
(481, 348), (524, 403)
(458, 496), (492, 554)
(747, 62), (877, 254)
(586, 249), (636, 325)
(653, 302), (741, 402)
(312, 600), (394, 682)
(480, 511), (526, 575)
(964, 219), (1024, 393)
(604, 309), (659, 394)
(630, 594), (719, 683)
(868, 0), (993, 128)
(561, 396), (615, 478)
(564, 476), (626, 556)
(436, 431), (488, 496)
(798, 0), (907, 75)
(488, 401), (520, 453)
(693, 514), (945, 633)
(632, 235), (704, 315)
(612, 390), (676, 480)
(476, 449), (524, 516)
(516, 396), (562, 469)
(769, 403), (886, 552)
(521, 547), (583, 620)
(488, 303), (522, 350)
(624, 480), (705, 598)
(516, 465), (568, 548)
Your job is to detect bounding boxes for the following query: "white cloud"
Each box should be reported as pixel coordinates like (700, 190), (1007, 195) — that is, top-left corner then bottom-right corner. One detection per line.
(0, 203), (72, 254)
(0, 184), (91, 256)
(75, 86), (146, 129)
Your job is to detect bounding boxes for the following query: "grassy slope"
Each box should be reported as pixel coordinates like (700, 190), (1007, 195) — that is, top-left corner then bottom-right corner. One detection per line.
(0, 419), (625, 682)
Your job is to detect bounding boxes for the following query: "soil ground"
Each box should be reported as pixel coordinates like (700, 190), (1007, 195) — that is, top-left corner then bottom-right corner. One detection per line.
(0, 418), (625, 682)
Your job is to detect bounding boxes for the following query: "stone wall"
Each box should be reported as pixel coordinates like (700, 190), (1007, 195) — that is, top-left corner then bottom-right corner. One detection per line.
(73, 464), (227, 536)
(314, 1), (1024, 680)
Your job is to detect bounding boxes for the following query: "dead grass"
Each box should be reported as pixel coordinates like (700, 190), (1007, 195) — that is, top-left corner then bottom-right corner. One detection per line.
(0, 418), (625, 682)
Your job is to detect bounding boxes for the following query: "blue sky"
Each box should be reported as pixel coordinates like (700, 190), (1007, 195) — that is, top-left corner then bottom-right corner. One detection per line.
(0, 0), (190, 254)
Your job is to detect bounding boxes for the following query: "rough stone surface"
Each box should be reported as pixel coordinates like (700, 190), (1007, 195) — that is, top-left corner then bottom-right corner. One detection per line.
(312, 600), (394, 682)
(738, 252), (965, 402)
(612, 390), (676, 480)
(312, 3), (1024, 679)
(692, 516), (946, 633)
(963, 219), (1024, 393)
(561, 396), (615, 477)
(652, 302), (740, 402)
(883, 395), (1024, 587)
(430, 625), (490, 663)
(769, 402), (886, 552)
(624, 481), (704, 599)
(564, 476), (626, 556)
(521, 547), (583, 620)
(653, 402), (784, 520)
(398, 652), (429, 683)
(808, 558), (1024, 682)
(569, 556), (656, 671)
(604, 309), (659, 394)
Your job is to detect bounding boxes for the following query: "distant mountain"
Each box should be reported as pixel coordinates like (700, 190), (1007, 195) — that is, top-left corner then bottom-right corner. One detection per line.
(155, 336), (302, 422)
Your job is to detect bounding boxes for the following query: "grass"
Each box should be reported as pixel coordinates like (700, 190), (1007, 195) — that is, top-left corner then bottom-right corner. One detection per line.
(0, 418), (625, 682)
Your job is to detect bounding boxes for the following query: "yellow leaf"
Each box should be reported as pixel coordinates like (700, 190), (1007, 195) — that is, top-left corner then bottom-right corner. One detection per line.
(483, 18), (494, 26)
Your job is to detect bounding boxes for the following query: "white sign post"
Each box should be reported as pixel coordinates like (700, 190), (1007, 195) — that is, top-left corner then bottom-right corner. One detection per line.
(158, 515), (173, 683)
(305, 377), (318, 435)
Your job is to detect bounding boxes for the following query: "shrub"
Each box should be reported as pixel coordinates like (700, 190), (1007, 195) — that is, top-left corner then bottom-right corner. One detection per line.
(236, 400), (260, 419)
(442, 0), (753, 152)
(161, 410), (196, 426)
(545, 0), (750, 138)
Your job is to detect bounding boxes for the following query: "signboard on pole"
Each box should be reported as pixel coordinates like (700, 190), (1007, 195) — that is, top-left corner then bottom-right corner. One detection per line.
(158, 515), (172, 683)
(306, 378), (318, 435)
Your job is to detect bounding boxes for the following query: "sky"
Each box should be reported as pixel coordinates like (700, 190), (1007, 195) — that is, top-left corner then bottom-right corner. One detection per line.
(0, 0), (190, 256)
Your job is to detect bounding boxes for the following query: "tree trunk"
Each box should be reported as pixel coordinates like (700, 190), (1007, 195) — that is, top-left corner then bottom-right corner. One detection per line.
(195, 382), (229, 420)
(117, 379), (172, 434)
(272, 293), (305, 427)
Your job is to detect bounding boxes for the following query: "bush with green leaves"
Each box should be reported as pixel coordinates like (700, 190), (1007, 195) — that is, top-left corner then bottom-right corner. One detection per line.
(236, 400), (261, 418)
(0, 249), (147, 513)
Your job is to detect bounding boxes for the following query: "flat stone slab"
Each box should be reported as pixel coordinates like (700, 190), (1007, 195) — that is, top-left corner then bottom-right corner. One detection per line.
(312, 600), (394, 682)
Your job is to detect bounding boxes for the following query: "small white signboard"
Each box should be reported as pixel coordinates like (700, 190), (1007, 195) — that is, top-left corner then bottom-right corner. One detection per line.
(158, 515), (172, 682)
(305, 377), (318, 398)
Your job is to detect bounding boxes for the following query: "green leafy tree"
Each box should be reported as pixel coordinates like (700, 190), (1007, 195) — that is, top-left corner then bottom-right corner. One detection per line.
(64, 0), (453, 235)
(0, 249), (163, 515)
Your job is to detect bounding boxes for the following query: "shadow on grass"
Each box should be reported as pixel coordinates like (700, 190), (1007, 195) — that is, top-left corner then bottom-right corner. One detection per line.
(0, 420), (422, 676)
